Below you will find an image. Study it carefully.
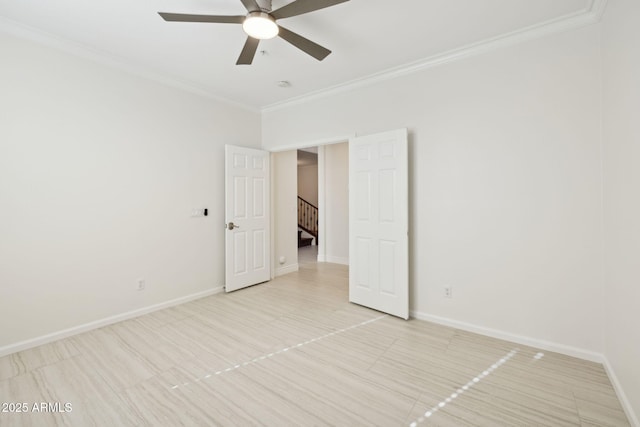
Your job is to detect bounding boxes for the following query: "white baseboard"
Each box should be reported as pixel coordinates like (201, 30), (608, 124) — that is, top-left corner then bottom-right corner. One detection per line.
(317, 254), (349, 265)
(0, 287), (223, 358)
(602, 357), (640, 427)
(414, 311), (639, 425)
(322, 256), (349, 265)
(410, 310), (604, 363)
(275, 263), (299, 277)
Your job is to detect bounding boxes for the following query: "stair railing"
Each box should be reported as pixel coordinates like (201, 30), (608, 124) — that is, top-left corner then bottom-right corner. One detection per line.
(298, 196), (318, 242)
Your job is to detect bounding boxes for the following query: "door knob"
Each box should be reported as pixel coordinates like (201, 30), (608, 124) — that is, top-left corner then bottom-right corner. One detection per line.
(227, 222), (240, 230)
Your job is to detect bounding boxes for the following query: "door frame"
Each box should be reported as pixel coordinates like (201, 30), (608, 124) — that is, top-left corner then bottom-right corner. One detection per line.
(267, 131), (411, 319)
(269, 135), (354, 278)
(316, 143), (351, 265)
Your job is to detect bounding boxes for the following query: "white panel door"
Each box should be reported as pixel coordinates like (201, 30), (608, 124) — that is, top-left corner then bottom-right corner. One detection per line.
(349, 129), (409, 319)
(225, 145), (270, 292)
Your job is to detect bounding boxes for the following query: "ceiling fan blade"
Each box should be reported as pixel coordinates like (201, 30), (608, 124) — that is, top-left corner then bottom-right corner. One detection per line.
(271, 0), (349, 20)
(277, 26), (331, 61)
(239, 0), (261, 12)
(158, 12), (245, 24)
(237, 37), (260, 65)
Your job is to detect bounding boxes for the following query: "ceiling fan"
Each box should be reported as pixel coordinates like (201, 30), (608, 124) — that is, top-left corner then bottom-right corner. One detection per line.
(158, 0), (350, 65)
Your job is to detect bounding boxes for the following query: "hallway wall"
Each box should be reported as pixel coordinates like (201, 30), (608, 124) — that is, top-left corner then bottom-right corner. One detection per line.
(263, 25), (604, 357)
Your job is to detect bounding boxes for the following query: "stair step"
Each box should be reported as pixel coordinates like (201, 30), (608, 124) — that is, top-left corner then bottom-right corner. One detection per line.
(298, 237), (313, 248)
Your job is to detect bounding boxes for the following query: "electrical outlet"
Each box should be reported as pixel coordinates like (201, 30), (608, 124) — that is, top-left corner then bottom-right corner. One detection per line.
(137, 279), (146, 291)
(444, 286), (452, 298)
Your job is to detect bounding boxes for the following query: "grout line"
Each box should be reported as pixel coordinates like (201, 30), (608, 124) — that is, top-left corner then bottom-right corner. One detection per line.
(169, 314), (387, 391)
(571, 390), (583, 423)
(408, 349), (520, 427)
(366, 338), (398, 373)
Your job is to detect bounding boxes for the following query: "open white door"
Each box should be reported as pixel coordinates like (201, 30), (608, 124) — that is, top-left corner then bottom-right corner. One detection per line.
(349, 129), (409, 319)
(225, 145), (270, 292)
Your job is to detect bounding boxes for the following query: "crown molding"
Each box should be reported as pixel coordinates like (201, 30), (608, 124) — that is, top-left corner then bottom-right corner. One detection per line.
(0, 16), (258, 113)
(0, 0), (608, 115)
(262, 0), (609, 113)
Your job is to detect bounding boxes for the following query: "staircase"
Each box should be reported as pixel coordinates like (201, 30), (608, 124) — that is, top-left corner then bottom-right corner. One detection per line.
(298, 196), (318, 248)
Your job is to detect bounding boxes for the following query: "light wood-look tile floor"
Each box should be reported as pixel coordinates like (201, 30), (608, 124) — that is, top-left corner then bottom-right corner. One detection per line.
(0, 262), (631, 426)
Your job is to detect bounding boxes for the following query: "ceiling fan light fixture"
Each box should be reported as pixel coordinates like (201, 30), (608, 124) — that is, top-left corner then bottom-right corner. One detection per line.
(243, 12), (278, 40)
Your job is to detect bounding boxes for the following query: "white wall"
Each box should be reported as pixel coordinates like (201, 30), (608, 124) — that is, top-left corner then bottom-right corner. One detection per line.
(272, 151), (298, 275)
(297, 164), (318, 207)
(602, 0), (640, 423)
(0, 33), (261, 351)
(263, 25), (605, 355)
(319, 143), (349, 264)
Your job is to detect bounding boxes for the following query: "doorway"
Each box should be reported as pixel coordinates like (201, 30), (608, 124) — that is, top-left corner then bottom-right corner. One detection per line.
(271, 142), (349, 277)
(296, 143), (350, 268)
(270, 129), (408, 318)
(297, 148), (319, 265)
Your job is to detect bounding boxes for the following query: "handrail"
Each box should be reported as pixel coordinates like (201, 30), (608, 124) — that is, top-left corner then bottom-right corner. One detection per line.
(298, 196), (318, 240)
(297, 196), (317, 211)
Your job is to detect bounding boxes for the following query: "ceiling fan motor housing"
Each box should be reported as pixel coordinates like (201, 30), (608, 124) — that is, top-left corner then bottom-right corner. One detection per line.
(256, 0), (273, 13)
(159, 0), (349, 64)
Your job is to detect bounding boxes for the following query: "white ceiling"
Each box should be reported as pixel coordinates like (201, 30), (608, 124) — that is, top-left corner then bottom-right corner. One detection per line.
(0, 0), (594, 110)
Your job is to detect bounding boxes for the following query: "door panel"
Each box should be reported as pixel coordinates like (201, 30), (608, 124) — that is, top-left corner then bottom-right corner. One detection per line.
(253, 178), (266, 217)
(225, 145), (270, 292)
(349, 129), (408, 319)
